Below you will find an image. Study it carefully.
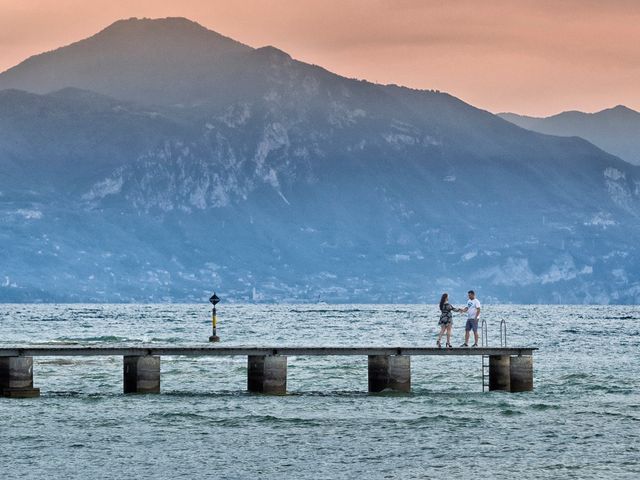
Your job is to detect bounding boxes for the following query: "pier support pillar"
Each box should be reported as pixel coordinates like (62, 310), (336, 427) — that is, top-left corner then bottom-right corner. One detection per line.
(123, 355), (160, 394)
(0, 357), (40, 398)
(489, 355), (511, 392)
(368, 355), (411, 393)
(510, 355), (533, 392)
(247, 355), (287, 394)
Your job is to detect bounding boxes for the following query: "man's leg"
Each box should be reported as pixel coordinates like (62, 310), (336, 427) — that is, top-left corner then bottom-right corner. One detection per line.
(472, 319), (480, 345)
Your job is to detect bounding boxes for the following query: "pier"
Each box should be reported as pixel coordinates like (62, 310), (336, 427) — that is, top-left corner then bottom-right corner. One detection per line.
(0, 346), (536, 397)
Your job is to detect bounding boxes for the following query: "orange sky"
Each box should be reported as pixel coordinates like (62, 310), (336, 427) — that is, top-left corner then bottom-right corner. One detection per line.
(1, 0), (639, 116)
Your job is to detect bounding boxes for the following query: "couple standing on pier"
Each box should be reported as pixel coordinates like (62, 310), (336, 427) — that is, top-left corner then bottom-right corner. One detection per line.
(436, 290), (481, 349)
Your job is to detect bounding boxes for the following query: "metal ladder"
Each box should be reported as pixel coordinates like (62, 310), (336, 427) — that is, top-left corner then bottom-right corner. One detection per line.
(481, 319), (489, 391)
(481, 319), (508, 391)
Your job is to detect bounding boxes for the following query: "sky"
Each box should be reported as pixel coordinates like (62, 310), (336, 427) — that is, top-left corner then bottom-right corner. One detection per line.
(1, 0), (639, 116)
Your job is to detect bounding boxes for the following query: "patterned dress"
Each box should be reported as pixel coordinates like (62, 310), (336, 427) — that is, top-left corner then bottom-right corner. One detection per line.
(439, 303), (455, 326)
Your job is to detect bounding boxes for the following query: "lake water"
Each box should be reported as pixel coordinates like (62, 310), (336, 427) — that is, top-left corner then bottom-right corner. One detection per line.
(1, 304), (639, 479)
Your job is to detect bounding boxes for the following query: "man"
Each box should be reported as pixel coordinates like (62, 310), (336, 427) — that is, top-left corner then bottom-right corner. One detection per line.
(460, 290), (481, 347)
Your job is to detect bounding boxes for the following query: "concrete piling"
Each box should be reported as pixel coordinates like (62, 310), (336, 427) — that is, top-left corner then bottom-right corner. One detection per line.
(510, 355), (534, 392)
(123, 355), (160, 394)
(247, 355), (287, 394)
(0, 357), (40, 398)
(368, 355), (411, 393)
(489, 355), (511, 392)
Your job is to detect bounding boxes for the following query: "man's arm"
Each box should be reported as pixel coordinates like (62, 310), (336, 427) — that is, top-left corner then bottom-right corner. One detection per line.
(475, 307), (481, 320)
(461, 307), (469, 313)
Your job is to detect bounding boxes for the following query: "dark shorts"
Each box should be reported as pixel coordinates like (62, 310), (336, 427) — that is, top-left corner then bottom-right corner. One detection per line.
(465, 318), (478, 333)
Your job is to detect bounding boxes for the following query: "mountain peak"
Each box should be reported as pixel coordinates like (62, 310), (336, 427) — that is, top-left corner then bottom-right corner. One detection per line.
(85, 16), (248, 50)
(0, 16), (253, 105)
(603, 104), (639, 116)
(97, 16), (211, 36)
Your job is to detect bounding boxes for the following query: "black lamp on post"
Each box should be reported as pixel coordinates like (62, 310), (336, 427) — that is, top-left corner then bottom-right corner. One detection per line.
(209, 292), (220, 342)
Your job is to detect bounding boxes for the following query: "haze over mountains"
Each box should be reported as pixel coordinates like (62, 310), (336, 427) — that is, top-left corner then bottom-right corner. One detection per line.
(1, 17), (639, 303)
(500, 106), (640, 166)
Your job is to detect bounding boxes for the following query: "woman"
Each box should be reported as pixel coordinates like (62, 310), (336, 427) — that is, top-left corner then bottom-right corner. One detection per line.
(436, 293), (460, 348)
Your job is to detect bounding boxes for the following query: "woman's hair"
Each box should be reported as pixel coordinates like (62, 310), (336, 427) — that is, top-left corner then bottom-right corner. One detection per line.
(439, 293), (448, 311)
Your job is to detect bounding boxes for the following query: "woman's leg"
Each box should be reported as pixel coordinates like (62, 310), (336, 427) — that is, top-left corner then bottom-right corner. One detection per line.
(437, 325), (446, 344)
(446, 324), (452, 345)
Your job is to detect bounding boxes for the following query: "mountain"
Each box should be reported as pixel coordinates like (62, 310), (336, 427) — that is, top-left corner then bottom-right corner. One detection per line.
(499, 106), (640, 166)
(0, 17), (252, 106)
(1, 18), (639, 304)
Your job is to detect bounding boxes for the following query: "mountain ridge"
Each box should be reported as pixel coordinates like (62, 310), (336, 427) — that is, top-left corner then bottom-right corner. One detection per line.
(0, 18), (639, 303)
(499, 105), (640, 166)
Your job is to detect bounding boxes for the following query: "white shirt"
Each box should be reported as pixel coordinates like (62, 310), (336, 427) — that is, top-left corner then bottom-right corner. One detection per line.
(466, 298), (481, 319)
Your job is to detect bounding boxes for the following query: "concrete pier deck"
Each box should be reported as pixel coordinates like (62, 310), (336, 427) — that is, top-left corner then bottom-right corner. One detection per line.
(0, 345), (535, 357)
(0, 345), (537, 396)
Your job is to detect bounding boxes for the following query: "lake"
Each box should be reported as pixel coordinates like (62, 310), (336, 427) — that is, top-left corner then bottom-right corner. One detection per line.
(1, 304), (638, 479)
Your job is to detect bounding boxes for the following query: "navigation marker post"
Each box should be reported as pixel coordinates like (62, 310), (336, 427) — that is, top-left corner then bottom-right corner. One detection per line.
(209, 292), (221, 342)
